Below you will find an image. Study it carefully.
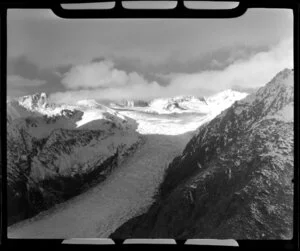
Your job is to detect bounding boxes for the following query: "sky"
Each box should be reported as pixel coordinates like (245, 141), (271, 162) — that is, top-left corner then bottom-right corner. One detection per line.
(7, 7), (293, 103)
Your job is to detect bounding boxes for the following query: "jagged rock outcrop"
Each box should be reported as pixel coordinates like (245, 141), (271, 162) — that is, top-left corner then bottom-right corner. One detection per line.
(111, 68), (294, 240)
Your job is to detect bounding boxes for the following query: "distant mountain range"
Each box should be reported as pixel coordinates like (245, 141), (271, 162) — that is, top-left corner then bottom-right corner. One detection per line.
(111, 68), (294, 239)
(110, 90), (248, 116)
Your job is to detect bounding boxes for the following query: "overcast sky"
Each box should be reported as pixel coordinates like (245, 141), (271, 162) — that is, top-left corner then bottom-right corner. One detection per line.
(7, 8), (293, 102)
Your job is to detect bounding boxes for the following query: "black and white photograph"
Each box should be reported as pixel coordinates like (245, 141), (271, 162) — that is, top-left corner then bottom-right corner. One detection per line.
(6, 6), (294, 240)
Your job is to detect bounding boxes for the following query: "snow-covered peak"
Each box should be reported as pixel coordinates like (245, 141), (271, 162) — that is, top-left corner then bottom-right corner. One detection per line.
(74, 105), (127, 129)
(10, 92), (129, 122)
(75, 99), (123, 117)
(147, 95), (209, 114)
(18, 92), (48, 110)
(7, 93), (59, 120)
(206, 89), (247, 103)
(146, 91), (247, 115)
(205, 89), (248, 111)
(16, 96), (77, 118)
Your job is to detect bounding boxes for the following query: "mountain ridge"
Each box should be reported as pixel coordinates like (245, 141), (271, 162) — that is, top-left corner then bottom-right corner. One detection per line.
(110, 68), (294, 239)
(7, 92), (143, 226)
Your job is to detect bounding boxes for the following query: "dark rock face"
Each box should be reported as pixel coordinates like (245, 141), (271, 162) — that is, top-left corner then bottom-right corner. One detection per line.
(111, 69), (294, 240)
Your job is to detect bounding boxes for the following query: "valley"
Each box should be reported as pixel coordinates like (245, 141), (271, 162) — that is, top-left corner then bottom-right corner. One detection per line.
(8, 133), (191, 238)
(6, 9), (293, 241)
(7, 89), (245, 237)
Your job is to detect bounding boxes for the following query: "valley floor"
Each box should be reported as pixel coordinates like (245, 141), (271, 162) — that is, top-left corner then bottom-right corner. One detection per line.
(8, 133), (192, 238)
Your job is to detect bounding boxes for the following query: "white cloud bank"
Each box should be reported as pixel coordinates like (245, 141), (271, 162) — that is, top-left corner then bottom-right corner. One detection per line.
(164, 37), (293, 93)
(62, 60), (132, 89)
(49, 37), (293, 104)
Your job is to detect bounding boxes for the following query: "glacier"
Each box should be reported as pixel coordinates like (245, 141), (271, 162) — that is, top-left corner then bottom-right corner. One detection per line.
(7, 89), (248, 238)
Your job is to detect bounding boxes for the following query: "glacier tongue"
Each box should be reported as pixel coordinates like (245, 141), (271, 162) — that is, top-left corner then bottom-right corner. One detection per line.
(8, 133), (192, 238)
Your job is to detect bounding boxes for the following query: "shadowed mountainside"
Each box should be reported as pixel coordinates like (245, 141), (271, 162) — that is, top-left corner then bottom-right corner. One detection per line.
(111, 69), (294, 240)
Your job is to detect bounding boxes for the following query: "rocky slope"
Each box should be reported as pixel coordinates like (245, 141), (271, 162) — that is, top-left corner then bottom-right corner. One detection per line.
(111, 68), (294, 240)
(7, 94), (142, 226)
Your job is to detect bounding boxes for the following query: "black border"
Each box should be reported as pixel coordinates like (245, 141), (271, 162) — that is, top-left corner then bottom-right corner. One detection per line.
(0, 0), (299, 250)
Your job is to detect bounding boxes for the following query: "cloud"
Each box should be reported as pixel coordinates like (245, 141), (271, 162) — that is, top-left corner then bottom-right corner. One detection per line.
(8, 9), (293, 70)
(61, 60), (149, 89)
(49, 37), (293, 104)
(7, 75), (46, 87)
(49, 82), (163, 104)
(210, 59), (223, 68)
(165, 37), (293, 93)
(50, 60), (163, 103)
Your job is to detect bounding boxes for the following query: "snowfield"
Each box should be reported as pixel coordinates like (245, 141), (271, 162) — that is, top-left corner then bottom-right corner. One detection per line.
(115, 110), (213, 135)
(113, 90), (248, 135)
(8, 133), (192, 238)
